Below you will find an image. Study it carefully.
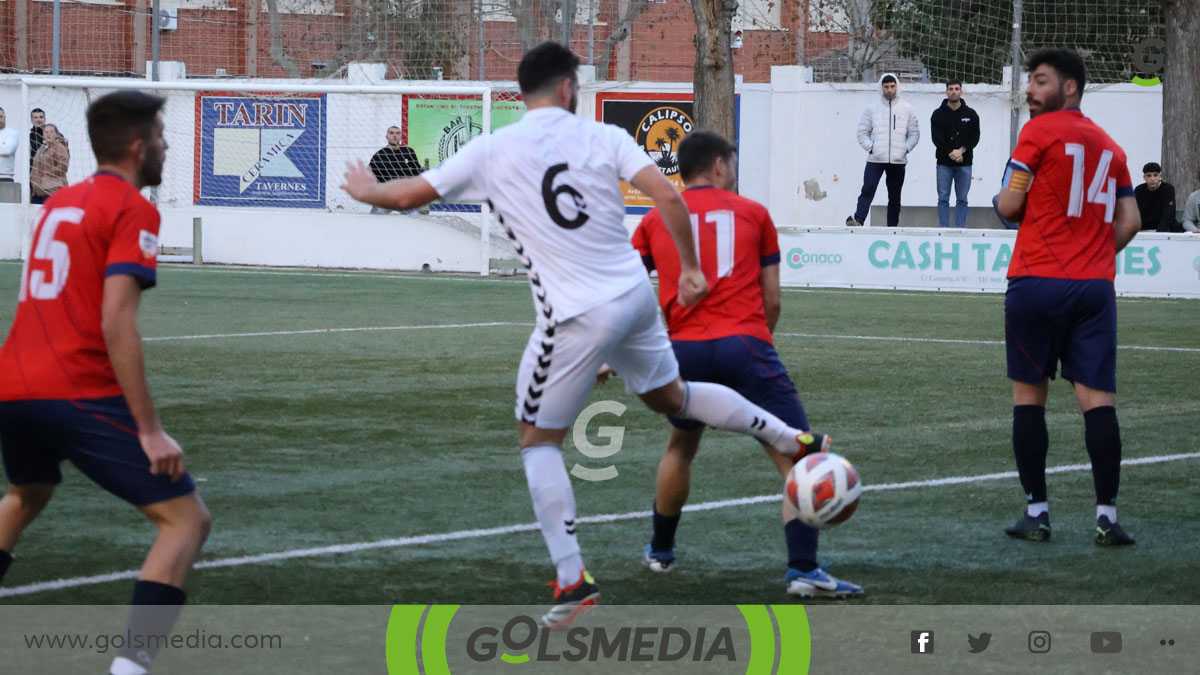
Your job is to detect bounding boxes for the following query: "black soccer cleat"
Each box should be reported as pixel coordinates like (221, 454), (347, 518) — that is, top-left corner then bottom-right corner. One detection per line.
(1095, 516), (1136, 546)
(541, 570), (600, 629)
(1005, 511), (1051, 541)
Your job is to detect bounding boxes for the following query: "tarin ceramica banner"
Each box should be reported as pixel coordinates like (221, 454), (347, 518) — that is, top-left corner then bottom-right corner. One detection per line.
(194, 94), (326, 208)
(402, 95), (526, 170)
(597, 93), (695, 215)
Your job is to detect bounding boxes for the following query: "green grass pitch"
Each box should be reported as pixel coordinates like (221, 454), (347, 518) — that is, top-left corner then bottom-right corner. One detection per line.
(0, 261), (1197, 605)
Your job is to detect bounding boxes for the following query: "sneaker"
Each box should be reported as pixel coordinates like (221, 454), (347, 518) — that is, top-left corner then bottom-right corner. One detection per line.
(1095, 516), (1136, 546)
(785, 567), (863, 598)
(845, 215), (863, 227)
(643, 544), (676, 573)
(541, 570), (601, 629)
(1004, 511), (1051, 541)
(795, 432), (832, 459)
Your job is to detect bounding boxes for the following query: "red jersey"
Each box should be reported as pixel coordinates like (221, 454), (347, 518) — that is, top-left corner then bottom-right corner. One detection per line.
(1006, 109), (1133, 281)
(0, 172), (160, 401)
(632, 186), (780, 344)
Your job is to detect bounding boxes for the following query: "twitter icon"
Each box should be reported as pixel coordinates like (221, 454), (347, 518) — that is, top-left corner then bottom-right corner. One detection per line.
(967, 633), (992, 653)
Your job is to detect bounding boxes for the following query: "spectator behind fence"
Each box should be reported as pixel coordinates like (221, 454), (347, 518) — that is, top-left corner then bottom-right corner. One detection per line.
(30, 108), (45, 170)
(0, 107), (19, 182)
(1182, 168), (1200, 234)
(31, 124), (70, 204)
(931, 80), (980, 228)
(847, 73), (920, 228)
(368, 126), (422, 214)
(1134, 162), (1179, 232)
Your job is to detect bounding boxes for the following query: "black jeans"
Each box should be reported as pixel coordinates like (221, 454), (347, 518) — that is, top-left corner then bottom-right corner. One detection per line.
(853, 162), (906, 227)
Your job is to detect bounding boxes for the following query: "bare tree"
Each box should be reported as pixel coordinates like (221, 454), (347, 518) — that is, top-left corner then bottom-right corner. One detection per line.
(1162, 0), (1200, 197)
(809, 0), (892, 81)
(265, 0), (303, 78)
(595, 0), (649, 81)
(691, 0), (738, 141)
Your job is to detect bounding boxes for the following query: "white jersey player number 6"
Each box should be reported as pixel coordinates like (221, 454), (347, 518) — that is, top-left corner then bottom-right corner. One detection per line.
(541, 163), (590, 229)
(19, 206), (83, 302)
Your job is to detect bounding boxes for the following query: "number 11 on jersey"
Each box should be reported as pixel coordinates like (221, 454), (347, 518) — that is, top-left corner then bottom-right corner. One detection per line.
(690, 209), (736, 279)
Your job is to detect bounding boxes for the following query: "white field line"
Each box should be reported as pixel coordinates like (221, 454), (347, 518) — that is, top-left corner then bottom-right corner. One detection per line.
(142, 322), (532, 342)
(1, 451), (1197, 599)
(777, 332), (1200, 354)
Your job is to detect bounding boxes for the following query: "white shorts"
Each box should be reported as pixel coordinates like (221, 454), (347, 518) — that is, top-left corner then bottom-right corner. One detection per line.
(514, 282), (680, 429)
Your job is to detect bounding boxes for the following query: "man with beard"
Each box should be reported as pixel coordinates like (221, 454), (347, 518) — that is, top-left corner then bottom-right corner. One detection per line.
(996, 48), (1141, 547)
(342, 42), (822, 628)
(0, 91), (211, 675)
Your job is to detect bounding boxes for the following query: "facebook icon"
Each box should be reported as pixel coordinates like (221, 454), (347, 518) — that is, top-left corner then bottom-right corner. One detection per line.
(911, 630), (935, 654)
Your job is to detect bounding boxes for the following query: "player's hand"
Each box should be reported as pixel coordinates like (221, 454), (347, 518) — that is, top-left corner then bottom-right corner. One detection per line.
(341, 160), (379, 205)
(677, 267), (709, 307)
(140, 428), (186, 483)
(596, 364), (614, 384)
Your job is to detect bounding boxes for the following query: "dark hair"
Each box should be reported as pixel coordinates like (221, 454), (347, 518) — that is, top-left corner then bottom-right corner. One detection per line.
(32, 107), (45, 114)
(87, 90), (165, 164)
(946, 80), (962, 88)
(517, 42), (580, 96)
(678, 130), (737, 182)
(1143, 162), (1162, 174)
(1024, 47), (1087, 97)
(881, 74), (897, 85)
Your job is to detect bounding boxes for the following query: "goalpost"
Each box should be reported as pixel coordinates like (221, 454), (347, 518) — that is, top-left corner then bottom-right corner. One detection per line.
(15, 76), (520, 276)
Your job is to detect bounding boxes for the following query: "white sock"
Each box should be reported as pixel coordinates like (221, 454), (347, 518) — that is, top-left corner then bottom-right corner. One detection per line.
(1026, 502), (1048, 517)
(522, 444), (584, 586)
(1097, 505), (1117, 522)
(110, 656), (149, 675)
(677, 381), (804, 456)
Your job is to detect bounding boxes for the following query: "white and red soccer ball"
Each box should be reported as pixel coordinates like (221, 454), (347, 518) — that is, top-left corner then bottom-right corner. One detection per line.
(785, 452), (862, 529)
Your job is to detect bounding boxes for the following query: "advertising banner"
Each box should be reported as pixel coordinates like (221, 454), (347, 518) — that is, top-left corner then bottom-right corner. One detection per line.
(402, 95), (526, 170)
(194, 94), (326, 208)
(777, 228), (1200, 298)
(597, 93), (695, 214)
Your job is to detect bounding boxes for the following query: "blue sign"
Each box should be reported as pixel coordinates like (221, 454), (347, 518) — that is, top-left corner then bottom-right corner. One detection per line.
(195, 94), (326, 208)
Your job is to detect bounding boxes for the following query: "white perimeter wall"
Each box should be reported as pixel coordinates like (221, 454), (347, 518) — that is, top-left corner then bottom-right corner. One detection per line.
(0, 69), (1168, 277)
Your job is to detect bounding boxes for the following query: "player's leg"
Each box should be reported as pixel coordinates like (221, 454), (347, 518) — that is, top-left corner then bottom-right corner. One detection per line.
(644, 425), (703, 572)
(513, 314), (618, 627)
(884, 163), (906, 227)
(1061, 280), (1133, 546)
(1003, 278), (1063, 541)
(850, 162), (886, 226)
(0, 400), (66, 585)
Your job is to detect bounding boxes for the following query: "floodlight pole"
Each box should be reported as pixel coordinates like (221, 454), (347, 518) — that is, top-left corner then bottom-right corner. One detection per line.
(52, 0), (61, 75)
(152, 0), (161, 81)
(1009, 0), (1023, 153)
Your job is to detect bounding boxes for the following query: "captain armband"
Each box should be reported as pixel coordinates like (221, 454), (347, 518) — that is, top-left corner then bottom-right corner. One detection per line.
(1003, 160), (1034, 193)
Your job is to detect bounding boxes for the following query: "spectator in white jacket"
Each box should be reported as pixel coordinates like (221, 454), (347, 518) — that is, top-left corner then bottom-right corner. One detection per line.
(0, 107), (21, 182)
(846, 73), (920, 227)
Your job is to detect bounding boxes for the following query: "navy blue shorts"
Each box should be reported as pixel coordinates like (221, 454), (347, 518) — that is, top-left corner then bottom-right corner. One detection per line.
(0, 397), (196, 506)
(668, 335), (810, 432)
(1005, 277), (1118, 392)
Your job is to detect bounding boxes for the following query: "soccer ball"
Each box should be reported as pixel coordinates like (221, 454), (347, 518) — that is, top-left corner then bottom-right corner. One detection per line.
(785, 452), (862, 529)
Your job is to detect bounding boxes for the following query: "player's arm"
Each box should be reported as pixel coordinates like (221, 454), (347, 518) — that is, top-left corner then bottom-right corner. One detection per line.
(629, 165), (707, 306)
(101, 275), (185, 482)
(997, 160), (1033, 222)
(343, 160), (439, 210)
(1112, 196), (1140, 253)
(760, 263), (782, 334)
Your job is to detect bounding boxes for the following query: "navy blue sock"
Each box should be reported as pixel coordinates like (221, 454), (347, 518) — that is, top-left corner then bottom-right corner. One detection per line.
(0, 550), (12, 584)
(650, 503), (680, 553)
(785, 519), (819, 572)
(1084, 406), (1122, 506)
(117, 581), (187, 668)
(1012, 405), (1049, 503)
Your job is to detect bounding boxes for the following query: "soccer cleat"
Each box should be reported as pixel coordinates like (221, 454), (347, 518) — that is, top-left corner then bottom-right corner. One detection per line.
(795, 432), (832, 459)
(643, 544), (676, 573)
(845, 215), (863, 227)
(785, 567), (863, 598)
(1095, 516), (1136, 546)
(1004, 511), (1051, 541)
(541, 569), (601, 629)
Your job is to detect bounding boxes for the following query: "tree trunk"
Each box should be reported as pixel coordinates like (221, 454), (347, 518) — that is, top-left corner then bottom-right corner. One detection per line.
(691, 0), (737, 141)
(265, 0), (301, 78)
(594, 0), (647, 80)
(1162, 0), (1200, 198)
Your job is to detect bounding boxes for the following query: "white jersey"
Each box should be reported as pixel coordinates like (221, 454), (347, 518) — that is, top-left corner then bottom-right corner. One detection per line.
(423, 106), (655, 323)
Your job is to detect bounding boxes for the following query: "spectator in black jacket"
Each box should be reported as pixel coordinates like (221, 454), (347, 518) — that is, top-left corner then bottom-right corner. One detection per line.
(29, 108), (45, 170)
(368, 126), (422, 214)
(931, 81), (980, 227)
(1134, 162), (1179, 232)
